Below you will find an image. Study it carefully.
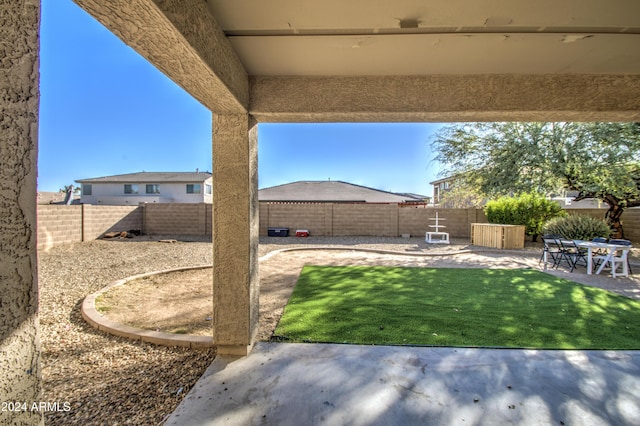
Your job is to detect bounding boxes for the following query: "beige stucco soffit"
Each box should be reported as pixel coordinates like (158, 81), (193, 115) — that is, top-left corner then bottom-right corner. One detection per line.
(73, 0), (249, 113)
(250, 75), (640, 123)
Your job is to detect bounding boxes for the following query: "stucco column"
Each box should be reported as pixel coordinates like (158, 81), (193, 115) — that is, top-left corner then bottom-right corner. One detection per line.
(212, 114), (259, 356)
(0, 0), (42, 424)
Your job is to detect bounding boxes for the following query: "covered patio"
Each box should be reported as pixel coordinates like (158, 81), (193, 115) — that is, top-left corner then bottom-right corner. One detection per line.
(2, 1), (640, 424)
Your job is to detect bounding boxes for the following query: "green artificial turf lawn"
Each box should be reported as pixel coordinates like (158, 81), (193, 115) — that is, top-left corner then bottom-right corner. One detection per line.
(274, 266), (640, 349)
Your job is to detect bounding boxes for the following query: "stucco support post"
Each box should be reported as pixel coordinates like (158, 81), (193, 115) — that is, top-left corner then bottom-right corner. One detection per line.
(0, 0), (42, 424)
(212, 114), (259, 356)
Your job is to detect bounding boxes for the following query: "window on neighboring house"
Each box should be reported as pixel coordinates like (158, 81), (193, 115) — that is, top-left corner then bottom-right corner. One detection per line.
(205, 184), (212, 195)
(82, 184), (92, 196)
(124, 184), (138, 194)
(186, 184), (201, 194)
(146, 184), (160, 194)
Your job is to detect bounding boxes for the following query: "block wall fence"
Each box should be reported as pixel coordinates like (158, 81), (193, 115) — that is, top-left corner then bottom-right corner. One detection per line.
(259, 203), (488, 237)
(37, 204), (142, 251)
(260, 204), (640, 242)
(37, 203), (640, 250)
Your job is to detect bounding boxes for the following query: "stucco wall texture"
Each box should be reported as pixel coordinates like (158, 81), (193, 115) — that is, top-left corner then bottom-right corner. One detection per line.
(0, 0), (43, 425)
(249, 74), (640, 123)
(211, 114), (259, 355)
(74, 0), (248, 113)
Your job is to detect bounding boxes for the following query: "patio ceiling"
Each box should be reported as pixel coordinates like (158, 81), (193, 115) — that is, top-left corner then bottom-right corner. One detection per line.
(74, 0), (640, 122)
(206, 0), (640, 76)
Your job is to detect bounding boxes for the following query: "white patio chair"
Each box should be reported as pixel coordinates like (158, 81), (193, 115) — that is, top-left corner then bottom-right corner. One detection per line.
(594, 246), (630, 278)
(608, 239), (633, 275)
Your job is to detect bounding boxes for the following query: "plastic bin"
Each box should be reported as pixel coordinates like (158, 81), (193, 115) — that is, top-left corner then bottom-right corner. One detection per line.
(268, 227), (289, 237)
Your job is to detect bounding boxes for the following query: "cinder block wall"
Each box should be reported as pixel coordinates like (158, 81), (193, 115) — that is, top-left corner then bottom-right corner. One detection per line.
(37, 205), (83, 251)
(82, 205), (143, 240)
(144, 203), (208, 235)
(261, 203), (329, 235)
(566, 208), (607, 221)
(623, 209), (640, 242)
(259, 203), (490, 238)
(35, 203), (639, 248)
(258, 203), (638, 241)
(398, 207), (487, 238)
(37, 205), (142, 250)
(333, 204), (398, 236)
(205, 203), (212, 235)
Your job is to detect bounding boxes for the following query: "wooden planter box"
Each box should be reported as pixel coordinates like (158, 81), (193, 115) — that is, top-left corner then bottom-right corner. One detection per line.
(471, 223), (525, 249)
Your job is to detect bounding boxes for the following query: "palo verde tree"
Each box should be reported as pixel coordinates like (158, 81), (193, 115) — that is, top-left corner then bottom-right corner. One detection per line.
(438, 182), (486, 208)
(431, 122), (640, 238)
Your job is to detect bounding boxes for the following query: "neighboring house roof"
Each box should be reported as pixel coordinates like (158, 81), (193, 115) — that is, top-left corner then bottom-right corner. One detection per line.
(396, 192), (430, 202)
(258, 181), (427, 203)
(76, 171), (212, 184)
(429, 175), (456, 185)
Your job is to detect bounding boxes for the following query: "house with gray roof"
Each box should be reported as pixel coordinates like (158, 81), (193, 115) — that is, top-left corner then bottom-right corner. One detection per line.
(76, 171), (212, 205)
(258, 180), (428, 204)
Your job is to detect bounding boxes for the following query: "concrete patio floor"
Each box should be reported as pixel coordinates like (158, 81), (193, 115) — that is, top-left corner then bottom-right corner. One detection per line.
(166, 342), (640, 426)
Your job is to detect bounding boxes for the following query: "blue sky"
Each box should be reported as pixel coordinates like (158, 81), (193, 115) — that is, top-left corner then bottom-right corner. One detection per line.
(39, 0), (444, 197)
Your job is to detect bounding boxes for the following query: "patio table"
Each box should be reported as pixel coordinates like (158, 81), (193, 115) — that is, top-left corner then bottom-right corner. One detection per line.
(576, 240), (633, 276)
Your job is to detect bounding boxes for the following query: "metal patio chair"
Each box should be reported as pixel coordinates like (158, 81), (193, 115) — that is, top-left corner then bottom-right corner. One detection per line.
(558, 239), (588, 272)
(539, 235), (563, 269)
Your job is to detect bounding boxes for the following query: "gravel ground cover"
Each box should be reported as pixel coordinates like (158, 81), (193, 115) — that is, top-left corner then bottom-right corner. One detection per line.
(39, 235), (639, 424)
(39, 236), (215, 425)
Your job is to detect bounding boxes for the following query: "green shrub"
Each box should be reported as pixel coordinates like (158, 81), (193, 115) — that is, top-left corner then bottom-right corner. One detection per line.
(484, 192), (566, 239)
(542, 215), (611, 241)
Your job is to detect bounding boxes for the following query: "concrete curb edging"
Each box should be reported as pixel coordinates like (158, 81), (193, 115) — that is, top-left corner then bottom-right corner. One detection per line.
(258, 245), (476, 261)
(81, 265), (215, 349)
(81, 246), (481, 349)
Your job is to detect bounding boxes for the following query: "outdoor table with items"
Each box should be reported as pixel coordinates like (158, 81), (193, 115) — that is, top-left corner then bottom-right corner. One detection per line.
(576, 240), (633, 277)
(541, 235), (633, 278)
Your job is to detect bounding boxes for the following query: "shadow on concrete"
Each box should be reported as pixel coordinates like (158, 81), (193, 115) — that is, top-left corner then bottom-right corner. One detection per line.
(166, 342), (640, 425)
